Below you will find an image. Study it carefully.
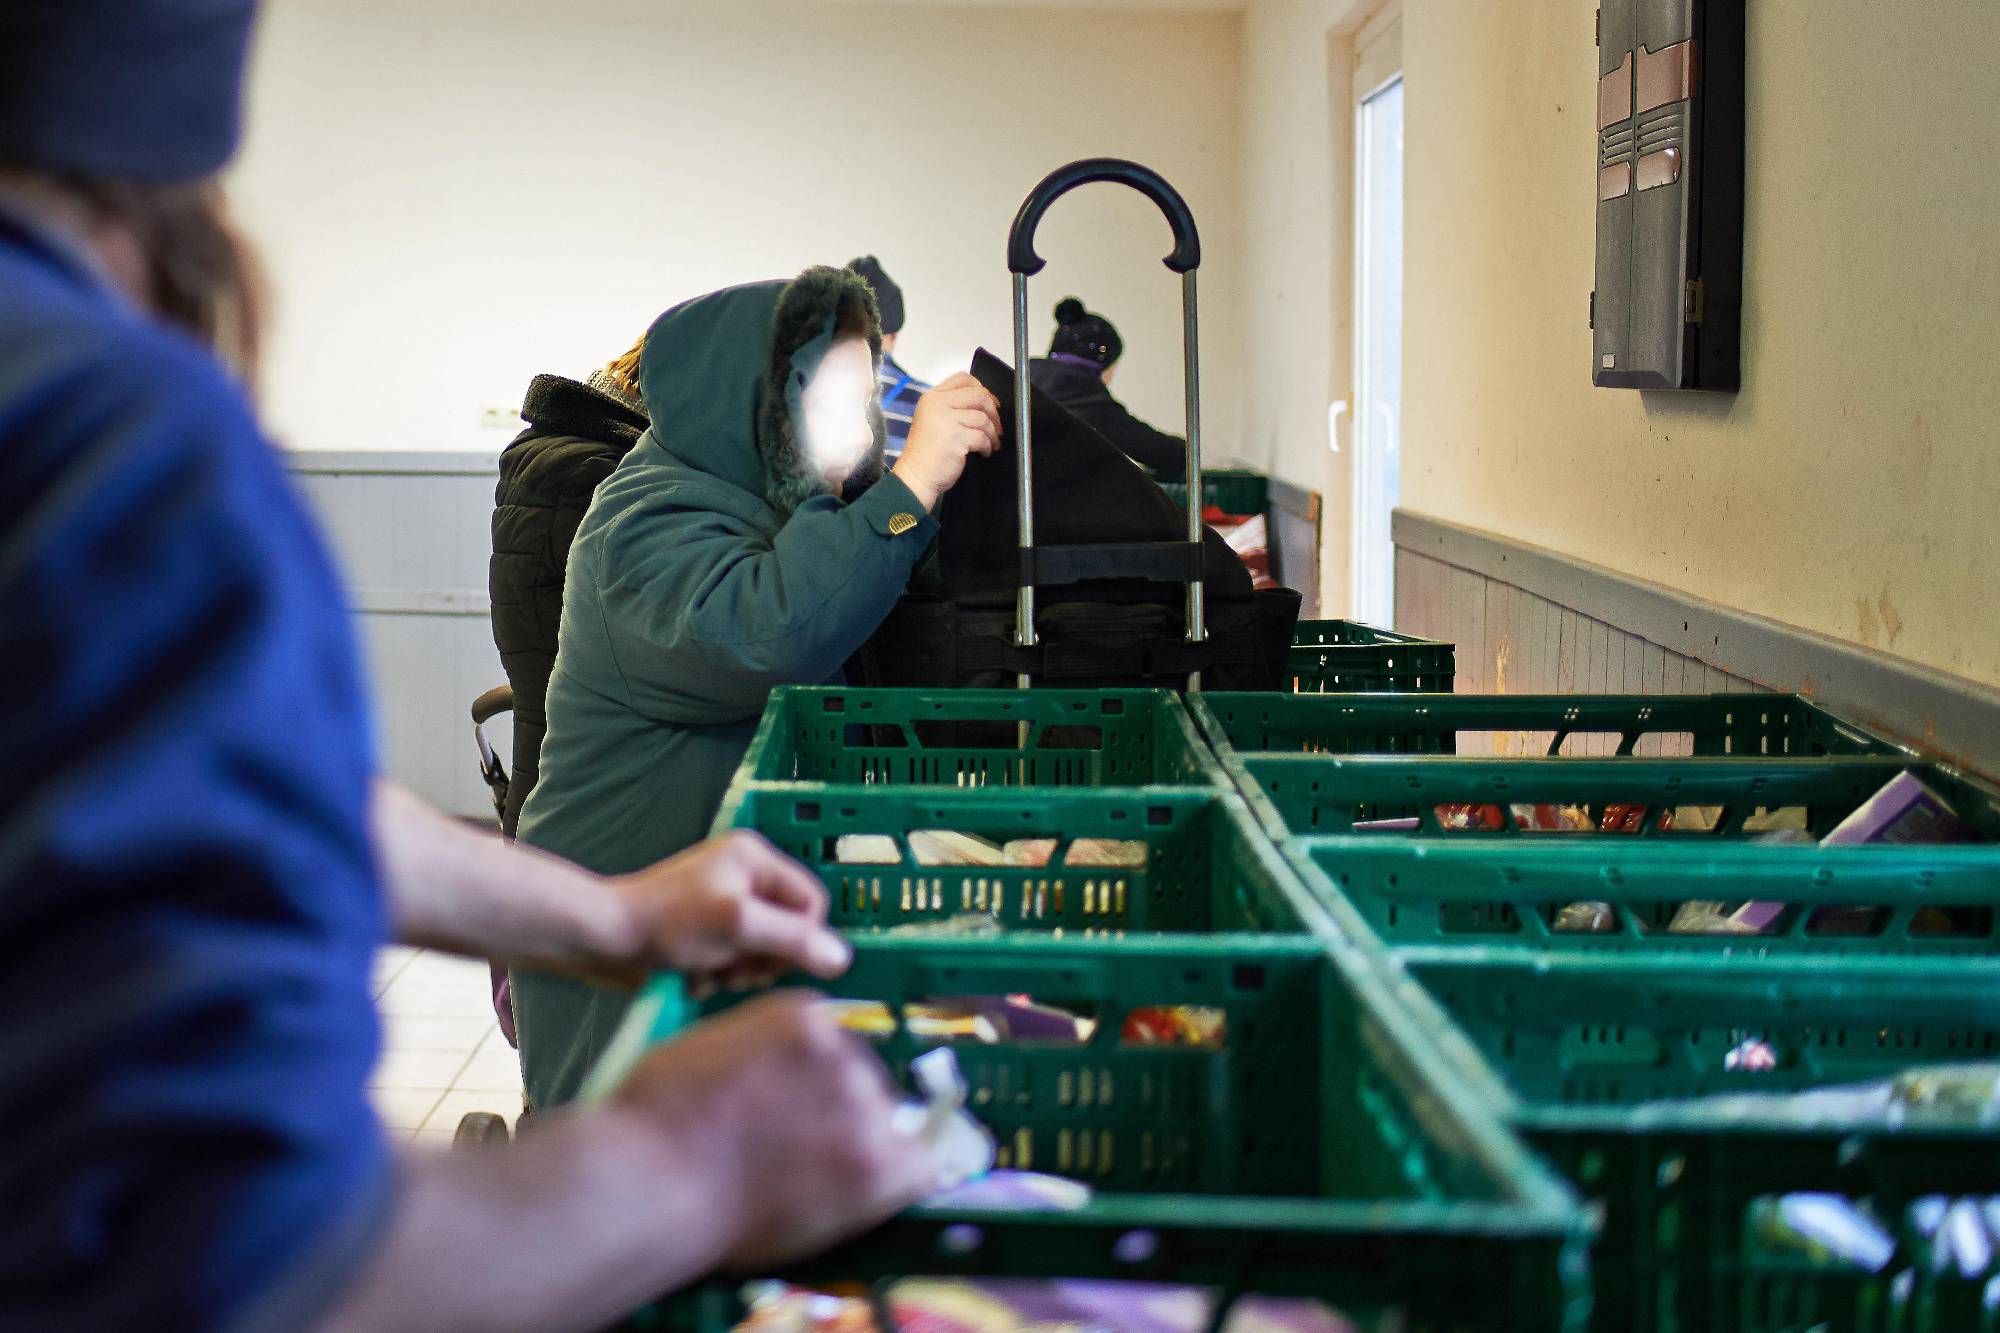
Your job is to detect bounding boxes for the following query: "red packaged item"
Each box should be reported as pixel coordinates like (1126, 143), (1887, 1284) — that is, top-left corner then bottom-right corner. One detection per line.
(1601, 804), (1649, 834)
(1204, 505), (1276, 590)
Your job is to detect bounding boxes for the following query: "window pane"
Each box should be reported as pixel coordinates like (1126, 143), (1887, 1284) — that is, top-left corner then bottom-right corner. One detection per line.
(1352, 76), (1403, 627)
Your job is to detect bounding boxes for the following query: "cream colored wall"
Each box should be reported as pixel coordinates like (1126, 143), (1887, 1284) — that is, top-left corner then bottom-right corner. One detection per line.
(232, 0), (1244, 456)
(1400, 0), (2000, 687)
(1238, 0), (1378, 615)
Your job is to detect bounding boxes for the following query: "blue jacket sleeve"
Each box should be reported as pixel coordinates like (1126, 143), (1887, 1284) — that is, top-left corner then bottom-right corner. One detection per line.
(0, 325), (392, 1331)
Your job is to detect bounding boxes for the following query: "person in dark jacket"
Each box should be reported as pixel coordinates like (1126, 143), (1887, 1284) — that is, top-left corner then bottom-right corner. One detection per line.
(485, 346), (650, 1048)
(1028, 297), (1188, 480)
(512, 267), (1001, 1110)
(491, 351), (651, 837)
(848, 255), (930, 461)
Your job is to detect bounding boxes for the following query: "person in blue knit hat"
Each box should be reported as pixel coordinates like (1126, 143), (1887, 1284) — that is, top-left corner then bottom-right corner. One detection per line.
(0, 4), (937, 1328)
(846, 255), (933, 460)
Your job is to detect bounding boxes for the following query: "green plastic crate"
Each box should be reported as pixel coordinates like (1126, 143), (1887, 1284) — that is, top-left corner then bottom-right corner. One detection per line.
(1194, 691), (1903, 839)
(1292, 830), (2000, 959)
(1159, 467), (1269, 518)
(611, 934), (1594, 1332)
(715, 786), (1311, 936)
(1398, 948), (2000, 1333)
(1261, 753), (2000, 961)
(1287, 621), (1458, 695)
(1194, 692), (1898, 763)
(738, 687), (1223, 789)
(1231, 751), (1932, 840)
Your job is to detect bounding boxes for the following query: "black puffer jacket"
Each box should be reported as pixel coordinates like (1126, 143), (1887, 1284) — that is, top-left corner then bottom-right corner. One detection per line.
(488, 375), (647, 833)
(1028, 357), (1188, 480)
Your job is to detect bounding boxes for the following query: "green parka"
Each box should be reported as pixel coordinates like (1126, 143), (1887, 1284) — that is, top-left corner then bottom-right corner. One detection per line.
(512, 269), (937, 1108)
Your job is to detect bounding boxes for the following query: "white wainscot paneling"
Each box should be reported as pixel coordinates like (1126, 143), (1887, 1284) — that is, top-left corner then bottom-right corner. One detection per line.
(290, 451), (508, 821)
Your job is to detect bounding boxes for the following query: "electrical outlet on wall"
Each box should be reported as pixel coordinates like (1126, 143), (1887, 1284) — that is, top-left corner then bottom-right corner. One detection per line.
(480, 406), (520, 432)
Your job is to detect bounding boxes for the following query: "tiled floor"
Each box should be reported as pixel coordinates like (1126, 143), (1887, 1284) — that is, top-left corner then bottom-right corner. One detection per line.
(369, 947), (523, 1147)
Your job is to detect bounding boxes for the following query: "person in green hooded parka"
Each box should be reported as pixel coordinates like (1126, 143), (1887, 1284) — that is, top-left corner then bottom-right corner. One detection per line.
(513, 266), (1000, 1109)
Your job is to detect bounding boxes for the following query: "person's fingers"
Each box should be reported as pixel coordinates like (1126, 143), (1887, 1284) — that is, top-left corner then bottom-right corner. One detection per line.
(930, 371), (982, 395)
(724, 896), (853, 978)
(850, 1081), (943, 1207)
(710, 962), (789, 995)
(955, 397), (1000, 433)
(970, 389), (1001, 437)
(730, 836), (830, 922)
(713, 953), (789, 985)
(886, 1114), (946, 1202)
(936, 384), (995, 414)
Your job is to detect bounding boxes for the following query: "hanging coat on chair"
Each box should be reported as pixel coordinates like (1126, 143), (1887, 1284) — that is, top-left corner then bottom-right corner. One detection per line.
(512, 271), (938, 1110)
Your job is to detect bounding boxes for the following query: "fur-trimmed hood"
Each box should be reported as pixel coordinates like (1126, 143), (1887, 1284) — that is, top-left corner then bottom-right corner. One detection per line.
(519, 373), (648, 449)
(638, 266), (885, 522)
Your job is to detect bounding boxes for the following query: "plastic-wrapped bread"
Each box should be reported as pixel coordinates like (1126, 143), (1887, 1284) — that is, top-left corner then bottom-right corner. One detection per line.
(1002, 838), (1058, 868)
(910, 830), (1008, 866)
(835, 831), (1021, 868)
(1059, 838), (1147, 867)
(1553, 901), (1616, 933)
(832, 833), (901, 865)
(1668, 900), (1761, 935)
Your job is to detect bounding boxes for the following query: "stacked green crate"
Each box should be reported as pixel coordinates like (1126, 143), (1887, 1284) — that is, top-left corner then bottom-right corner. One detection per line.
(612, 935), (1592, 1332)
(1159, 469), (1457, 694)
(601, 686), (1594, 1330)
(1403, 949), (2000, 1333)
(1158, 466), (1268, 518)
(1192, 690), (2000, 1330)
(720, 786), (1307, 935)
(1282, 757), (2000, 958)
(1192, 692), (1903, 840)
(739, 686), (1224, 789)
(1288, 620), (1456, 694)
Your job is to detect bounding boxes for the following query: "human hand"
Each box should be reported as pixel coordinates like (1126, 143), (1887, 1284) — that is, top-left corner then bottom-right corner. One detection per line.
(613, 991), (938, 1270)
(892, 372), (1001, 511)
(606, 832), (849, 996)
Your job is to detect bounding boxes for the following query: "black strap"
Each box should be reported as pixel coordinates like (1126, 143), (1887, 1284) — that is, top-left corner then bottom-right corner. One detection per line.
(952, 630), (1257, 681)
(1019, 541), (1204, 588)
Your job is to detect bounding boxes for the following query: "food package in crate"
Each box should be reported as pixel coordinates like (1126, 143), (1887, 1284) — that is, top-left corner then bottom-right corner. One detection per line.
(1120, 1004), (1227, 1049)
(827, 996), (1092, 1044)
(737, 1279), (1357, 1333)
(1433, 804), (1595, 832)
(833, 833), (1145, 870)
(1751, 1190), (2000, 1281)
(1727, 772), (1982, 934)
(1205, 504), (1276, 591)
(1552, 901), (1617, 934)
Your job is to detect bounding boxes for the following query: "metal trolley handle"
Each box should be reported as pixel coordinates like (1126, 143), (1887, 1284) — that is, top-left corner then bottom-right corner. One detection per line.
(1005, 158), (1207, 687)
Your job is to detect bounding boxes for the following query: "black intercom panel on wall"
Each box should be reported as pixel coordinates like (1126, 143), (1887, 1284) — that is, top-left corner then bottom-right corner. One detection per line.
(1592, 0), (1744, 391)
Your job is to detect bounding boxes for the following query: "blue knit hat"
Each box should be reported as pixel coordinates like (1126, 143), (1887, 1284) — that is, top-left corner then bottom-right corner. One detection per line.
(846, 256), (906, 335)
(0, 0), (259, 182)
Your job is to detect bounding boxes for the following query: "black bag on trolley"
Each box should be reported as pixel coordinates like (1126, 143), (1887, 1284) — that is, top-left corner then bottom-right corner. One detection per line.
(851, 159), (1301, 693)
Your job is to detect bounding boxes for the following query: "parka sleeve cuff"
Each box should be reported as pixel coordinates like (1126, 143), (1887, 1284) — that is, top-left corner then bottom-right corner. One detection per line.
(850, 471), (941, 544)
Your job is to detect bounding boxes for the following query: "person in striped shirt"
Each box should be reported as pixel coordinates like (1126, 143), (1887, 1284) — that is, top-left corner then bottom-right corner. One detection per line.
(848, 256), (929, 461)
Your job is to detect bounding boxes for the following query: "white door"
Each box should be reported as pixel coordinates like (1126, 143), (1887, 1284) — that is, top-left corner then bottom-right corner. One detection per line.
(1351, 66), (1404, 627)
